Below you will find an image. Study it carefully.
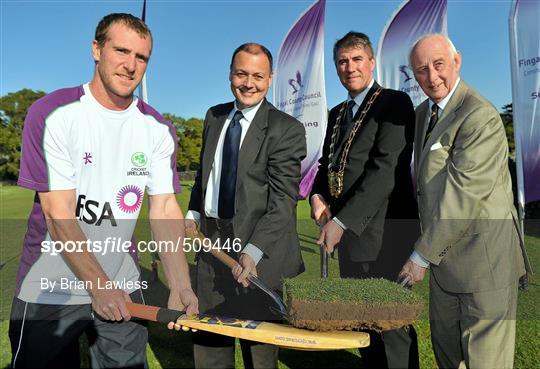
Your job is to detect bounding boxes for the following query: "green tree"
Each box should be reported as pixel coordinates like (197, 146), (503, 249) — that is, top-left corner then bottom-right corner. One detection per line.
(0, 90), (202, 180)
(500, 103), (515, 159)
(0, 89), (46, 180)
(163, 113), (203, 171)
(499, 103), (540, 218)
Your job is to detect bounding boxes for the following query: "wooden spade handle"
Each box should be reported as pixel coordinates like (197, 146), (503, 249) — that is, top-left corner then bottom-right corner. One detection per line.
(193, 231), (289, 319)
(208, 248), (240, 270)
(190, 230), (240, 270)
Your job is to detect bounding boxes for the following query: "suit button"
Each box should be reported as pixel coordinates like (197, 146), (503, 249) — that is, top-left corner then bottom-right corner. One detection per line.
(417, 190), (422, 196)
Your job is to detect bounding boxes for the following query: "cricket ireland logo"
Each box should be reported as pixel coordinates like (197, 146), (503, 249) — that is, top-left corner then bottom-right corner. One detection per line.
(128, 152), (149, 177)
(131, 152), (147, 167)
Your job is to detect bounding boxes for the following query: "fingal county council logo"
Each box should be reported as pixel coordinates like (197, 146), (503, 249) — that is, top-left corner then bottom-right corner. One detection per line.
(288, 70), (303, 95)
(399, 65), (413, 82)
(116, 185), (143, 213)
(131, 152), (147, 167)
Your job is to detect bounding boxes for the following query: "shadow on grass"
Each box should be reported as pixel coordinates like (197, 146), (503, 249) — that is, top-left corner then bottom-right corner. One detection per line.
(298, 233), (318, 243)
(300, 246), (318, 255)
(279, 348), (362, 368)
(298, 233), (319, 255)
(525, 220), (540, 238)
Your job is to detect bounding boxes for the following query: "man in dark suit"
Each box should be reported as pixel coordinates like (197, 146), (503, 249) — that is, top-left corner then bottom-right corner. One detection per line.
(310, 31), (419, 368)
(185, 43), (306, 369)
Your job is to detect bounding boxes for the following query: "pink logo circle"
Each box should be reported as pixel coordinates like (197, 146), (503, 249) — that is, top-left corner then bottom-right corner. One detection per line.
(116, 185), (143, 213)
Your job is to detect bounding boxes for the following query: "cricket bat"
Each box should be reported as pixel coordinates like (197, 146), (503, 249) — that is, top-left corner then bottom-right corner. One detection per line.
(126, 302), (369, 351)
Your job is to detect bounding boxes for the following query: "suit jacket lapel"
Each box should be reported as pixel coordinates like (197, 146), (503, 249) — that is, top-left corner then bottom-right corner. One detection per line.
(418, 80), (468, 172)
(414, 100), (429, 179)
(201, 103), (232, 196)
(236, 99), (268, 191)
(335, 82), (381, 157)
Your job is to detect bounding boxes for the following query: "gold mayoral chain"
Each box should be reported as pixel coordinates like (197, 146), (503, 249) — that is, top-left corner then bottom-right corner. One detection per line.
(328, 87), (383, 198)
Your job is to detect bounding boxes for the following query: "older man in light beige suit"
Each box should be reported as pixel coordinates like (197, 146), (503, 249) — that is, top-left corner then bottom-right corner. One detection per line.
(399, 34), (530, 369)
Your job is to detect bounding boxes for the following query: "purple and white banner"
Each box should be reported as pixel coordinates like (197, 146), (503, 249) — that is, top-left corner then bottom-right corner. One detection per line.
(509, 0), (540, 204)
(376, 0), (447, 107)
(273, 0), (327, 198)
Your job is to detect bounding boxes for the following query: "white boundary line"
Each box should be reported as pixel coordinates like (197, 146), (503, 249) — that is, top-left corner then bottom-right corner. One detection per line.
(12, 301), (28, 368)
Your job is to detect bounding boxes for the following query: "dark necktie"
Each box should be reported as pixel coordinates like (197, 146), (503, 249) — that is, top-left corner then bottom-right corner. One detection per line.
(218, 110), (243, 219)
(424, 103), (439, 147)
(339, 100), (356, 144)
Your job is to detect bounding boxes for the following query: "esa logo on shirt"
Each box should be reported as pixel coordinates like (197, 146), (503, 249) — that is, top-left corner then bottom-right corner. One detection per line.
(127, 152), (149, 177)
(76, 185), (143, 226)
(76, 195), (116, 226)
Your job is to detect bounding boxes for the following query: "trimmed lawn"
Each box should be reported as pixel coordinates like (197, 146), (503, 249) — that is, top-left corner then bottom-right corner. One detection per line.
(0, 184), (538, 368)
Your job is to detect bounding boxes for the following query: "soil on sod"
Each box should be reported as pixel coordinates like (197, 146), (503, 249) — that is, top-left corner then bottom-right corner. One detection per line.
(284, 278), (424, 332)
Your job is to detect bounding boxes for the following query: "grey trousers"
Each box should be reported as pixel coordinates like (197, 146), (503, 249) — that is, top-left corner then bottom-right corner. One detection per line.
(429, 273), (518, 369)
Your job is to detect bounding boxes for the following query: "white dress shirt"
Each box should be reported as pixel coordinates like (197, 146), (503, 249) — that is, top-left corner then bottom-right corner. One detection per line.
(186, 100), (265, 264)
(410, 78), (462, 268)
(428, 78), (461, 118)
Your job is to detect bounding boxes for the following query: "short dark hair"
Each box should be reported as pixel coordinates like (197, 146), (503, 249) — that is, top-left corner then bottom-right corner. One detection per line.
(95, 13), (152, 49)
(333, 31), (374, 64)
(230, 43), (273, 72)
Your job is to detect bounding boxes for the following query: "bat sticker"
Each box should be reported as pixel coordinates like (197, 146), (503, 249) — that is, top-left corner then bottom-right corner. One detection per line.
(193, 314), (263, 329)
(274, 336), (318, 345)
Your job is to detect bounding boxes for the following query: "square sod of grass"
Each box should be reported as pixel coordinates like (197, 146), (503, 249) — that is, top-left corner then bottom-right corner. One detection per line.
(283, 278), (425, 331)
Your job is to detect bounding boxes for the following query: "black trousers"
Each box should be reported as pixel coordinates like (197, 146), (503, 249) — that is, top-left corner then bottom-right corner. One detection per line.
(9, 290), (147, 369)
(338, 246), (420, 369)
(193, 218), (279, 369)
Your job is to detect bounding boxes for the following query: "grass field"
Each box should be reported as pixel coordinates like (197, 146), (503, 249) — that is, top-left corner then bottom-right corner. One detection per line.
(0, 184), (538, 368)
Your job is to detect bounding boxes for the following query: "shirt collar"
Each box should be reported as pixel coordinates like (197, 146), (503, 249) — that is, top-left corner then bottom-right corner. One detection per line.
(347, 79), (375, 107)
(232, 99), (264, 123)
(429, 78), (461, 112)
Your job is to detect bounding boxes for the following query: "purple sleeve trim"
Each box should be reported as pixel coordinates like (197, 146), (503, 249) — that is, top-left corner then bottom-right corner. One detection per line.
(17, 177), (49, 192)
(15, 196), (49, 296)
(137, 99), (182, 193)
(18, 86), (84, 192)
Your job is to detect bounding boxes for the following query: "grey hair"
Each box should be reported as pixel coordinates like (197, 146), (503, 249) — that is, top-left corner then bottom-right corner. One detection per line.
(408, 33), (458, 68)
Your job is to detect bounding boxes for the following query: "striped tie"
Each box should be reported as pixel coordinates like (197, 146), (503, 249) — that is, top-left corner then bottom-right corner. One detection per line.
(424, 104), (439, 147)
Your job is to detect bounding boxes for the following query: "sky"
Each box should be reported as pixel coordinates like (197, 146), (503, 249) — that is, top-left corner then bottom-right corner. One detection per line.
(1, 0), (516, 119)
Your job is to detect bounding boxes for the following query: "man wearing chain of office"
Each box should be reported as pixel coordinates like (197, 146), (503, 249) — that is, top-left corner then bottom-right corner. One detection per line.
(310, 31), (420, 368)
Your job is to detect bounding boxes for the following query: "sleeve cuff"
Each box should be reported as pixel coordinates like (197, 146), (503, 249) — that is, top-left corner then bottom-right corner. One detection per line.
(410, 250), (430, 268)
(185, 210), (201, 224)
(332, 217), (347, 230)
(242, 243), (264, 265)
